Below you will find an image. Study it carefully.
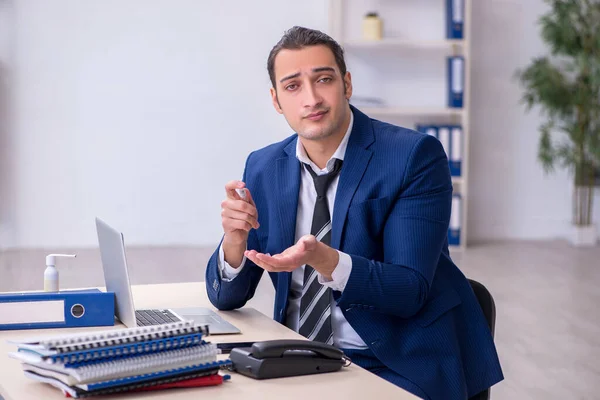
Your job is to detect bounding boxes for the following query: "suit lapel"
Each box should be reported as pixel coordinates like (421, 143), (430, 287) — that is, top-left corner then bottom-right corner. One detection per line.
(274, 138), (301, 302)
(274, 138), (301, 253)
(331, 106), (375, 250)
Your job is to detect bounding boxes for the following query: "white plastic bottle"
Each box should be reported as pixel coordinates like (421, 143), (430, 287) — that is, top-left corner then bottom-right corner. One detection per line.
(44, 254), (77, 292)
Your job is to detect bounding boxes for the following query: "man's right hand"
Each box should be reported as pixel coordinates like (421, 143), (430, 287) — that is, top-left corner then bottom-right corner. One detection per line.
(221, 180), (259, 268)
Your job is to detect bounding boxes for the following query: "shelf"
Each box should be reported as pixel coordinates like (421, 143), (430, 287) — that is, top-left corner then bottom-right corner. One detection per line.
(342, 38), (465, 51)
(358, 107), (465, 118)
(331, 0), (471, 249)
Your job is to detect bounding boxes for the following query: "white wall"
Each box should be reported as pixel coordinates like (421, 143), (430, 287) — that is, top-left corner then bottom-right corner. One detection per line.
(0, 0), (328, 249)
(1, 0), (598, 250)
(0, 0), (15, 248)
(468, 0), (600, 241)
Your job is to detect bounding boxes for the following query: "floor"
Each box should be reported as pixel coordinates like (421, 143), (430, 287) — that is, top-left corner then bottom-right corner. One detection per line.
(1, 240), (599, 400)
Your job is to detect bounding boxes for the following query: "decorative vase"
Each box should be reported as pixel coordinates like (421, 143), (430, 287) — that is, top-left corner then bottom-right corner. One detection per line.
(569, 185), (597, 246)
(569, 224), (598, 246)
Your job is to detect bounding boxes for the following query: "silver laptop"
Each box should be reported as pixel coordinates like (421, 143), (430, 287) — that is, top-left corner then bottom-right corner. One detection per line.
(95, 217), (240, 335)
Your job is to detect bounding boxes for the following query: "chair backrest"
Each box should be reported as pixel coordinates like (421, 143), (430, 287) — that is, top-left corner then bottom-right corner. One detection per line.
(468, 279), (496, 337)
(467, 279), (496, 400)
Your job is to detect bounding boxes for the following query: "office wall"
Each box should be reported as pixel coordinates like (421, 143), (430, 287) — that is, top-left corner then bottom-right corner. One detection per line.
(0, 0), (328, 249)
(468, 0), (600, 242)
(0, 1), (15, 248)
(0, 0), (598, 250)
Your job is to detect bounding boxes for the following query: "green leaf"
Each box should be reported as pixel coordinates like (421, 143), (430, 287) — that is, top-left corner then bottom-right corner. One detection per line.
(539, 121), (557, 173)
(516, 57), (575, 119)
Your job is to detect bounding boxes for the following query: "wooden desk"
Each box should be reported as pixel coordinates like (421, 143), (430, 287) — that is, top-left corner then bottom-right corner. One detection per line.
(0, 282), (417, 399)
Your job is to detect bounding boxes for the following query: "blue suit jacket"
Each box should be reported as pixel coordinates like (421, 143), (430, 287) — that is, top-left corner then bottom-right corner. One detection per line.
(206, 106), (503, 399)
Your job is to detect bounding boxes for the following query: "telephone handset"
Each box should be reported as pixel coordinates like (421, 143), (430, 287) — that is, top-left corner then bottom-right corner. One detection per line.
(229, 339), (350, 379)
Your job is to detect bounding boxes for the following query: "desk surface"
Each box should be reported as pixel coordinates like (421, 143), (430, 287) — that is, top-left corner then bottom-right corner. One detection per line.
(0, 282), (416, 399)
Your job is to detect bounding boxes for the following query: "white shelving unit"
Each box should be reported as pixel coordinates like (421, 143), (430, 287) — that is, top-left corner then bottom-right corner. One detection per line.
(329, 0), (472, 250)
(343, 38), (465, 50)
(361, 107), (465, 118)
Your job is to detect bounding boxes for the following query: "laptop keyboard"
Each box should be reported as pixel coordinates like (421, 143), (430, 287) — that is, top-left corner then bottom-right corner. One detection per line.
(135, 309), (181, 326)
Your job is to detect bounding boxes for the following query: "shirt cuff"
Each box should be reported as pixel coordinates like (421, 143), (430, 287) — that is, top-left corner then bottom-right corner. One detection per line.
(318, 251), (352, 292)
(218, 243), (247, 282)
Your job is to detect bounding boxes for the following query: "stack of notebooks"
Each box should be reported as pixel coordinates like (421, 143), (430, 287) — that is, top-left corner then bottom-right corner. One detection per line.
(8, 320), (231, 398)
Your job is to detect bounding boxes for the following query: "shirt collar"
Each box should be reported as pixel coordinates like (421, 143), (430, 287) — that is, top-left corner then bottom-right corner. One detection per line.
(296, 109), (354, 173)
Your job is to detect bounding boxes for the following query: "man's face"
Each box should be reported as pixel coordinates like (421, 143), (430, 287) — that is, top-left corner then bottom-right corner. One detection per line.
(270, 45), (352, 141)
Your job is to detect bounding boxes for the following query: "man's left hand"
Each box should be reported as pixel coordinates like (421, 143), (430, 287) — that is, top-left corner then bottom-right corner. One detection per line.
(245, 235), (339, 280)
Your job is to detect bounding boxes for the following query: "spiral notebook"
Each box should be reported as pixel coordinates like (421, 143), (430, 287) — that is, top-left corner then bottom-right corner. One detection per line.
(11, 320), (207, 356)
(15, 342), (220, 384)
(25, 366), (229, 398)
(23, 360), (230, 392)
(13, 331), (206, 366)
(9, 320), (232, 397)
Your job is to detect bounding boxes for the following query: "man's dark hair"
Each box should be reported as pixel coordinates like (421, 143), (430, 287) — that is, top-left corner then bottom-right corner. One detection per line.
(267, 26), (347, 90)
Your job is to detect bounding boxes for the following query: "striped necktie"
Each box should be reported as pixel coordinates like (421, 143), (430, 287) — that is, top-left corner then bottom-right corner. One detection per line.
(298, 158), (343, 344)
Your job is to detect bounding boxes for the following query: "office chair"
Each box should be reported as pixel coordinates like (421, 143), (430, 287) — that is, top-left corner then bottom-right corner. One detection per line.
(467, 279), (496, 400)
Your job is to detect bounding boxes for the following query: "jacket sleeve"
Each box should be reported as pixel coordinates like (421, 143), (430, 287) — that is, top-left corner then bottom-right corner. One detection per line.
(205, 152), (265, 310)
(337, 134), (453, 318)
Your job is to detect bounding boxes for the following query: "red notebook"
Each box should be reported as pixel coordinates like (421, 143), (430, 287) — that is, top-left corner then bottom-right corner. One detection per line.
(133, 374), (224, 392)
(64, 373), (227, 397)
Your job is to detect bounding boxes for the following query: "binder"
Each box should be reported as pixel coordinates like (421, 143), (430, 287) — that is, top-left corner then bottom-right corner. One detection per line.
(446, 0), (464, 39)
(447, 56), (464, 108)
(0, 289), (114, 331)
(415, 124), (437, 138)
(449, 195), (461, 246)
(437, 126), (451, 160)
(450, 126), (462, 176)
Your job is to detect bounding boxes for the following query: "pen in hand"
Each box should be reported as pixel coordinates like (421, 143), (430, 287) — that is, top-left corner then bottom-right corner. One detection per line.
(235, 188), (248, 201)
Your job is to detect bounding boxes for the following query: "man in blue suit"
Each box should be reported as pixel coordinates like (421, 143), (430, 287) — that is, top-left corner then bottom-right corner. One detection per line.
(206, 26), (503, 399)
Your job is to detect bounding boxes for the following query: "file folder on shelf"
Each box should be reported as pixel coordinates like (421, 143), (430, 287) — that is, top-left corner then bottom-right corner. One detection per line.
(0, 289), (114, 331)
(416, 124), (438, 138)
(416, 124), (462, 177)
(448, 56), (464, 108)
(446, 0), (464, 39)
(449, 126), (462, 176)
(448, 195), (461, 246)
(437, 126), (451, 160)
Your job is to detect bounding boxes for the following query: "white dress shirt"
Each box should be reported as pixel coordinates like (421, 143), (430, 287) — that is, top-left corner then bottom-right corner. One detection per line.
(218, 110), (367, 349)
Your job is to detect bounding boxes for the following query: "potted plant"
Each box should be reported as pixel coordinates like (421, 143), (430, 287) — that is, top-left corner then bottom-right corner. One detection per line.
(515, 0), (600, 246)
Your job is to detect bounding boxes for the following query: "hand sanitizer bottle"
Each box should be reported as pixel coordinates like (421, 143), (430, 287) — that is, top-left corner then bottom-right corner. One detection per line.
(44, 254), (76, 292)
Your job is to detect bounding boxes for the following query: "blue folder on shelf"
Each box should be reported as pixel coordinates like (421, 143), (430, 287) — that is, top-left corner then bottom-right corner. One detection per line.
(416, 124), (462, 177)
(415, 124), (438, 138)
(446, 0), (464, 39)
(449, 125), (462, 176)
(0, 288), (114, 331)
(448, 194), (462, 246)
(447, 56), (464, 108)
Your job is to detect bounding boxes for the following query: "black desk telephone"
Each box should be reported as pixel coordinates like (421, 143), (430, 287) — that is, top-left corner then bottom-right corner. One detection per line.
(228, 339), (350, 379)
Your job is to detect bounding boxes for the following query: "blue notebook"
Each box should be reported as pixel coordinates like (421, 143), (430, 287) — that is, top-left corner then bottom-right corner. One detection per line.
(11, 319), (207, 355)
(23, 361), (231, 397)
(18, 345), (224, 386)
(18, 332), (205, 365)
(11, 320), (228, 396)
